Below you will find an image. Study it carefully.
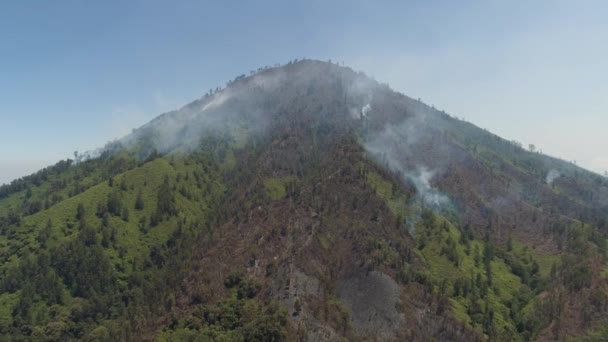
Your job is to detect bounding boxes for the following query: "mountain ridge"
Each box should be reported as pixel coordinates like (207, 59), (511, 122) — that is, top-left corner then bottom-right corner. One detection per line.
(1, 59), (608, 341)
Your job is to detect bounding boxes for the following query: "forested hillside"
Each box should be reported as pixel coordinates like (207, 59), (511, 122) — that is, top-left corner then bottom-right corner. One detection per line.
(1, 60), (607, 341)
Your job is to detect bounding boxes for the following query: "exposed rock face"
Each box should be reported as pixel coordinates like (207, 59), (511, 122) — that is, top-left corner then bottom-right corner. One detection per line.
(271, 262), (324, 313)
(3, 60), (608, 341)
(271, 262), (347, 341)
(337, 270), (405, 340)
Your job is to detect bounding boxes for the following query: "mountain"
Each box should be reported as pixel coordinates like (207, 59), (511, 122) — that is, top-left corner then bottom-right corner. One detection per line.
(1, 59), (608, 341)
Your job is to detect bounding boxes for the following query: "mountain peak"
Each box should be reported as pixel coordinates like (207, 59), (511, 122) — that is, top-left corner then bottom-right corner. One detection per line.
(1, 60), (607, 341)
(113, 59), (381, 156)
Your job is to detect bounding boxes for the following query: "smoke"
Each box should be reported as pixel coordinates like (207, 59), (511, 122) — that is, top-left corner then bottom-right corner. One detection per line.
(73, 149), (103, 164)
(88, 59), (378, 160)
(76, 59), (449, 213)
(107, 67), (293, 156)
(354, 81), (454, 209)
(350, 102), (372, 119)
(364, 122), (451, 208)
(545, 169), (560, 185)
(66, 68), (284, 164)
(361, 103), (371, 117)
(411, 167), (450, 207)
(201, 90), (232, 111)
(346, 72), (375, 120)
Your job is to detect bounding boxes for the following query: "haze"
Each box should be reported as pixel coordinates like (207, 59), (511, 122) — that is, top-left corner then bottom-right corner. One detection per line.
(1, 0), (607, 185)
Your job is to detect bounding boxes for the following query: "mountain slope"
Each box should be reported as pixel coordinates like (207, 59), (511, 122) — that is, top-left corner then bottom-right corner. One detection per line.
(1, 59), (607, 341)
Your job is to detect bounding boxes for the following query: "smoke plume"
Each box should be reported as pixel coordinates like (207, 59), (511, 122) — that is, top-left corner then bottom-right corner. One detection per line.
(546, 169), (560, 185)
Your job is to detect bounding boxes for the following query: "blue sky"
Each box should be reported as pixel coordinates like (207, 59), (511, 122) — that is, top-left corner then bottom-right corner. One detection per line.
(1, 0), (607, 184)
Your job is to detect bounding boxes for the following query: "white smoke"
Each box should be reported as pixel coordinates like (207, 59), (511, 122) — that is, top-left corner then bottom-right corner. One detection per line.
(546, 169), (560, 185)
(410, 167), (450, 207)
(365, 131), (451, 208)
(361, 100), (452, 209)
(101, 67), (295, 156)
(346, 72), (375, 120)
(201, 90), (233, 111)
(361, 103), (371, 117)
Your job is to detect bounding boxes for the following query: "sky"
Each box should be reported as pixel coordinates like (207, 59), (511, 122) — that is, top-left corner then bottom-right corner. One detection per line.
(1, 0), (607, 184)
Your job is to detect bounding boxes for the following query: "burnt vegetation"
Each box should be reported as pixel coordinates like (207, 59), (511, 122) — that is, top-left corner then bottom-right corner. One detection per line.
(0, 60), (607, 341)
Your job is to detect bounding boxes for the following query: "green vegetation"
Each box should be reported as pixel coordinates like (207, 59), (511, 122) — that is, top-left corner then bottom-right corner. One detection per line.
(263, 177), (297, 200)
(364, 167), (410, 218)
(362, 168), (590, 341)
(158, 273), (287, 341)
(1, 60), (608, 341)
(411, 212), (537, 340)
(0, 148), (227, 340)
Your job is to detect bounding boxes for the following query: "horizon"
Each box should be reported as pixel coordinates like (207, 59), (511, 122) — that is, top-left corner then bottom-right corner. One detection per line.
(2, 1), (608, 184)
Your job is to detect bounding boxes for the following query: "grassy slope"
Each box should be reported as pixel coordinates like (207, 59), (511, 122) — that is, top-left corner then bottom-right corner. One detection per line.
(0, 153), (226, 339)
(364, 167), (554, 340)
(3, 157), (218, 264)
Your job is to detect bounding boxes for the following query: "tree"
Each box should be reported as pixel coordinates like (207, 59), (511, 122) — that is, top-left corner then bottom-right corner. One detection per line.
(156, 176), (176, 220)
(483, 243), (494, 287)
(528, 144), (536, 153)
(12, 283), (34, 324)
(7, 209), (21, 226)
(511, 140), (523, 148)
(138, 216), (148, 233)
(96, 200), (108, 217)
(107, 191), (122, 216)
(76, 203), (85, 220)
(101, 225), (111, 248)
(135, 190), (144, 210)
(121, 207), (130, 222)
(120, 178), (128, 191)
(37, 219), (53, 248)
(78, 208), (88, 231)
